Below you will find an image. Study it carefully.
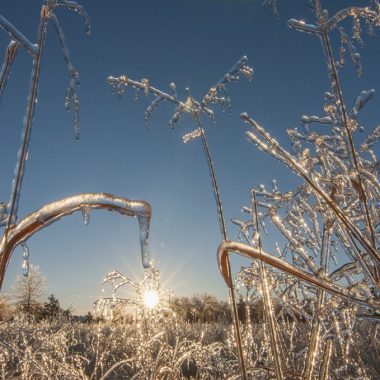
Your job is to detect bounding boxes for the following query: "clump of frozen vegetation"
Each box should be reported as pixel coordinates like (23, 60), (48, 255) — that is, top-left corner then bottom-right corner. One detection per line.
(0, 0), (380, 379)
(108, 56), (254, 377)
(224, 0), (380, 379)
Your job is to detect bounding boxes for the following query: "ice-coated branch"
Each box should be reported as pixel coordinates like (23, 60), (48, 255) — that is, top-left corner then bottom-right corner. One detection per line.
(0, 41), (18, 104)
(107, 55), (252, 129)
(288, 5), (380, 35)
(107, 76), (215, 128)
(287, 19), (322, 35)
(202, 55), (253, 111)
(52, 0), (91, 35)
(5, 10), (49, 232)
(326, 6), (380, 33)
(351, 89), (375, 120)
(217, 241), (380, 309)
(0, 14), (38, 56)
(288, 2), (379, 253)
(242, 113), (380, 284)
(3, 0), (89, 230)
(0, 193), (152, 289)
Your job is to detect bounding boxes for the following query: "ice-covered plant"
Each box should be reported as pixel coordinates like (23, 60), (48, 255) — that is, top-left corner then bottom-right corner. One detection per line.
(107, 57), (253, 379)
(0, 2), (153, 288)
(220, 1), (380, 379)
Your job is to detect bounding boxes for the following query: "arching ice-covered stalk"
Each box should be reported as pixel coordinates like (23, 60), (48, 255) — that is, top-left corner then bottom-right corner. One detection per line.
(0, 193), (152, 290)
(218, 241), (380, 310)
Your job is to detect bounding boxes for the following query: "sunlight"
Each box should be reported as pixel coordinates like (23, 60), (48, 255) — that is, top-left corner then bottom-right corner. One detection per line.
(143, 289), (159, 309)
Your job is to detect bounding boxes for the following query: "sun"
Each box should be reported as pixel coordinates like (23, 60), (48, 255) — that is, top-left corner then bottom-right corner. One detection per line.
(143, 289), (159, 309)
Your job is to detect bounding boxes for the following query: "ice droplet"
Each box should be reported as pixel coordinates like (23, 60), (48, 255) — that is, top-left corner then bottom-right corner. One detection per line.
(22, 259), (29, 277)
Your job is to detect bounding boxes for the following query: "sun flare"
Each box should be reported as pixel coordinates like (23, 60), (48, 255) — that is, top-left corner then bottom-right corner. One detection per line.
(143, 289), (159, 309)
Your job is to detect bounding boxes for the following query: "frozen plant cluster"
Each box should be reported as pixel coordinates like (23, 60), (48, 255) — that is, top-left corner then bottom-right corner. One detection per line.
(0, 0), (380, 379)
(226, 0), (380, 379)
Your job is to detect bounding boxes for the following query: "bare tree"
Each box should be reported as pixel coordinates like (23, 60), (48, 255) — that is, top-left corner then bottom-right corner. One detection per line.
(0, 296), (14, 321)
(11, 264), (45, 318)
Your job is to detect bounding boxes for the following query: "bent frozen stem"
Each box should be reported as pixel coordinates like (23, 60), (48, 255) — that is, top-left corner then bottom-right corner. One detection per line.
(0, 193), (152, 290)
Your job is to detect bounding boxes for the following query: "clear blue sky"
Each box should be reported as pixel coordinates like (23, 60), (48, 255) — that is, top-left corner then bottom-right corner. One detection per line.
(1, 0), (379, 313)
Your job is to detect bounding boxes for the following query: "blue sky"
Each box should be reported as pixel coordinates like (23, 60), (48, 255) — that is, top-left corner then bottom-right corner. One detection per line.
(0, 0), (379, 313)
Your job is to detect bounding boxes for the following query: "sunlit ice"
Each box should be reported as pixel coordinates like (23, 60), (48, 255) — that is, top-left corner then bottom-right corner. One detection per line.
(143, 289), (159, 309)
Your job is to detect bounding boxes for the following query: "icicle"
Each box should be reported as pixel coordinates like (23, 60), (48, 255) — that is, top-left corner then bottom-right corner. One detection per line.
(144, 96), (164, 125)
(137, 215), (151, 269)
(81, 206), (90, 225)
(50, 13), (82, 140)
(134, 87), (141, 103)
(169, 111), (181, 129)
(21, 243), (29, 277)
(169, 82), (178, 100)
(351, 89), (375, 119)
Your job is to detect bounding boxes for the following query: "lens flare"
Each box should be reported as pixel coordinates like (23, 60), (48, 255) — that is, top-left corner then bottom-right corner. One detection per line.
(143, 289), (159, 309)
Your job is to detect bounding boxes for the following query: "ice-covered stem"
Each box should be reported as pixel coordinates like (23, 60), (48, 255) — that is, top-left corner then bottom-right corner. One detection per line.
(107, 76), (215, 127)
(108, 57), (253, 380)
(303, 223), (332, 379)
(53, 0), (91, 35)
(0, 14), (38, 56)
(192, 108), (247, 380)
(252, 191), (284, 380)
(289, 1), (378, 256)
(0, 41), (18, 104)
(242, 113), (380, 286)
(0, 193), (152, 289)
(192, 107), (227, 241)
(318, 338), (333, 380)
(201, 55), (253, 112)
(108, 56), (252, 129)
(5, 7), (49, 234)
(288, 5), (380, 35)
(217, 241), (380, 309)
(3, 1), (89, 229)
